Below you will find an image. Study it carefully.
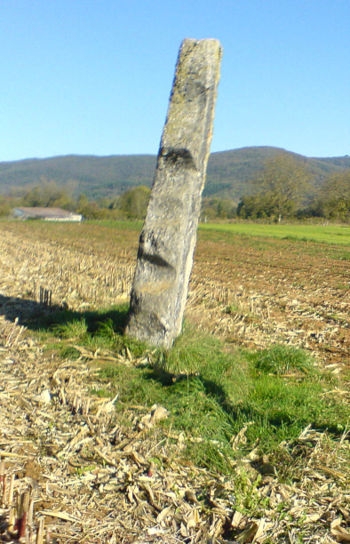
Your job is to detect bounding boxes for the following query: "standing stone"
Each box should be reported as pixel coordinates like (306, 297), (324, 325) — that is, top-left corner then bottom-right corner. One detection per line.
(125, 38), (222, 348)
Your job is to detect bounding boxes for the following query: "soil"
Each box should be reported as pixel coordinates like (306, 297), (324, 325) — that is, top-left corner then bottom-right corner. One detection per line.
(192, 232), (350, 371)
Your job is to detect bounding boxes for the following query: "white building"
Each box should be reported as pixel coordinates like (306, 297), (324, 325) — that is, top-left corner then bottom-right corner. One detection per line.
(13, 207), (83, 222)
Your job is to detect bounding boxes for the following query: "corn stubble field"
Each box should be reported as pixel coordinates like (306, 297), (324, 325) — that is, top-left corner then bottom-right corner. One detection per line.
(0, 220), (349, 543)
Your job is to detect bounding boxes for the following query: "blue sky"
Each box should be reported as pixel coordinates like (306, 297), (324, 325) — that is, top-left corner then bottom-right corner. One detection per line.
(1, 0), (349, 161)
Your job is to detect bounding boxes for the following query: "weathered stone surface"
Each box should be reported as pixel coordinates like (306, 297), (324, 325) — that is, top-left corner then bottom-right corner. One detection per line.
(125, 38), (222, 348)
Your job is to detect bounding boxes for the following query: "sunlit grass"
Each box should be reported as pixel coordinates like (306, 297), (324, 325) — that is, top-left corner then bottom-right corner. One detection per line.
(36, 310), (350, 473)
(199, 222), (350, 246)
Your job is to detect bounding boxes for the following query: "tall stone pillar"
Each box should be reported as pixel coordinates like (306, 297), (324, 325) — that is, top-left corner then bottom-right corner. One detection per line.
(125, 38), (222, 348)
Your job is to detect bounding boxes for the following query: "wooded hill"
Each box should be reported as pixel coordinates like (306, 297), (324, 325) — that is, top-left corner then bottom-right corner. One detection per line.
(1, 146), (350, 201)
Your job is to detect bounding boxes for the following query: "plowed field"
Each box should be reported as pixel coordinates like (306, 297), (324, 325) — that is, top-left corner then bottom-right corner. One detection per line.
(0, 220), (349, 543)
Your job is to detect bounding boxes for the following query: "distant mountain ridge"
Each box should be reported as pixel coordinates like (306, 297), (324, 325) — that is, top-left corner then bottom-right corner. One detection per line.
(1, 147), (349, 201)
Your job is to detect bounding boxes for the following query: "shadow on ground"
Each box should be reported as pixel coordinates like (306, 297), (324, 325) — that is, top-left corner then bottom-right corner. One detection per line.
(0, 294), (129, 334)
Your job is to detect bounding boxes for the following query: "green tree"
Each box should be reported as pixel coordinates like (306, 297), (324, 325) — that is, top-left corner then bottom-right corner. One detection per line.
(81, 202), (108, 219)
(117, 185), (151, 219)
(76, 193), (89, 213)
(237, 194), (272, 219)
(0, 195), (12, 217)
(201, 197), (236, 220)
(22, 178), (75, 209)
(316, 170), (350, 221)
(239, 154), (312, 221)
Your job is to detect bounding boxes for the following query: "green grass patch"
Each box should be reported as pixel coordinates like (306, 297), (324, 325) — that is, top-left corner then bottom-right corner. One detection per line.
(34, 307), (349, 474)
(199, 222), (350, 246)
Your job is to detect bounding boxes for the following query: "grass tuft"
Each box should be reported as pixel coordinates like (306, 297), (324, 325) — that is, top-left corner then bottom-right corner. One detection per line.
(251, 344), (315, 375)
(53, 318), (88, 340)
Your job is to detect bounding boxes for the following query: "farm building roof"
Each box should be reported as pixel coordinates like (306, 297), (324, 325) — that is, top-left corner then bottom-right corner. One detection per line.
(13, 207), (83, 222)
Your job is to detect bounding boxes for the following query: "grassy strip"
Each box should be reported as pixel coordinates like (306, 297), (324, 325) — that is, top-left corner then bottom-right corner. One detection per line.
(37, 306), (349, 475)
(199, 222), (350, 245)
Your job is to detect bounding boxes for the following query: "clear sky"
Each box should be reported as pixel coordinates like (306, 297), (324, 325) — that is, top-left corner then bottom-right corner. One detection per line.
(1, 0), (349, 161)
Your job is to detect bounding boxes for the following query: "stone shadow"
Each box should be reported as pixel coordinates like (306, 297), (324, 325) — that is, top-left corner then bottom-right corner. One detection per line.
(144, 364), (238, 424)
(0, 294), (129, 335)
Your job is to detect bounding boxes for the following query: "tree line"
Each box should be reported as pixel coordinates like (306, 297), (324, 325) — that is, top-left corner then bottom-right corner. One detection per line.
(204, 154), (350, 223)
(1, 154), (349, 222)
(236, 154), (350, 222)
(0, 179), (151, 220)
